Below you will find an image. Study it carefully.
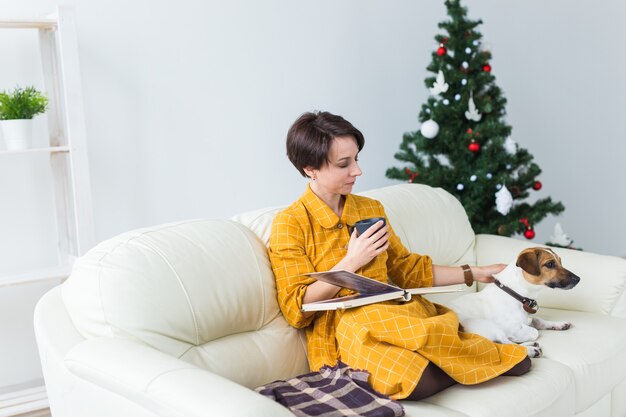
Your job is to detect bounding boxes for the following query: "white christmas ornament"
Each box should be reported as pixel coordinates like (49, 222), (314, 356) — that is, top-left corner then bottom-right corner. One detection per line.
(465, 47), (472, 54)
(462, 61), (469, 69)
(461, 78), (468, 86)
(472, 40), (479, 46)
(486, 172), (493, 179)
(465, 94), (482, 122)
(456, 183), (464, 191)
(454, 94), (461, 101)
(443, 99), (450, 105)
(495, 185), (513, 215)
(429, 70), (449, 96)
(549, 223), (574, 247)
(420, 120), (440, 139)
(504, 137), (517, 155)
(470, 175), (477, 181)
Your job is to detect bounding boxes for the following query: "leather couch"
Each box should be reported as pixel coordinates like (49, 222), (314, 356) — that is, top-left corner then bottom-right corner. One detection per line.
(34, 184), (626, 417)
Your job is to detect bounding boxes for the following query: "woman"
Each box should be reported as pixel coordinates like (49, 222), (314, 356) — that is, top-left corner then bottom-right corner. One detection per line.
(269, 111), (530, 400)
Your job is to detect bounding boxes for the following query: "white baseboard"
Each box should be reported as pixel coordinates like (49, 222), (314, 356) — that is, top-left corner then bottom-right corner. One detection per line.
(0, 385), (49, 417)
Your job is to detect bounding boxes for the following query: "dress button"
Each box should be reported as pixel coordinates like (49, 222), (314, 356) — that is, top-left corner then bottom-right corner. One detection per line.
(337, 223), (343, 229)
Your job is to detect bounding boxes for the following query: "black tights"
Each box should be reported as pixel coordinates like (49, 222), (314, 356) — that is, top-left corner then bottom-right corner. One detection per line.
(405, 356), (532, 401)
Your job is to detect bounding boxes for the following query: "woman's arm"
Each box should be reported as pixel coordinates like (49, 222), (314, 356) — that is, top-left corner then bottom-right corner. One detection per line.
(301, 221), (390, 317)
(432, 264), (506, 287)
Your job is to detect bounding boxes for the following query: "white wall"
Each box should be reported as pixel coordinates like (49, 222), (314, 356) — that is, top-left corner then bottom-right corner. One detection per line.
(0, 0), (625, 390)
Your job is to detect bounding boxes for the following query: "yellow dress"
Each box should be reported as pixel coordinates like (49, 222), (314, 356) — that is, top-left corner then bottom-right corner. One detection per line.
(268, 185), (527, 399)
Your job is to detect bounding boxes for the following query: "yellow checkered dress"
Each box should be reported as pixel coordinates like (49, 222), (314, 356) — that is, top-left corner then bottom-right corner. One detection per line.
(269, 185), (527, 399)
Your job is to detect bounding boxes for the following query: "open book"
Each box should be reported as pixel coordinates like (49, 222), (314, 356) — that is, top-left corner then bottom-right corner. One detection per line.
(301, 270), (466, 312)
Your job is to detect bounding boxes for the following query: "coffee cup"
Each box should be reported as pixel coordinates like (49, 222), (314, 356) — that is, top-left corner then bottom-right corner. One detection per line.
(354, 217), (386, 236)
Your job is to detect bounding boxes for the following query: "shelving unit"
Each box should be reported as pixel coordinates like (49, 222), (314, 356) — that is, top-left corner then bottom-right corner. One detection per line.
(0, 6), (93, 416)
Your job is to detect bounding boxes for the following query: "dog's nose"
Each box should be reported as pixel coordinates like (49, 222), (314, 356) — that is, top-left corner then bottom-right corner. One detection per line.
(564, 274), (581, 290)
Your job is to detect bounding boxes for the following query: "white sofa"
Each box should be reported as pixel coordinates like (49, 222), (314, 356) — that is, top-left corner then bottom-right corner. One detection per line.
(34, 184), (626, 417)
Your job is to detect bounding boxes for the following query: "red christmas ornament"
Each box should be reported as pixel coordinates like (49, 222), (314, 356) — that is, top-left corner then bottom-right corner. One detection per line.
(404, 167), (419, 183)
(482, 64), (492, 72)
(519, 218), (535, 240)
(533, 181), (542, 191)
(466, 128), (473, 135)
(468, 140), (480, 153)
(436, 46), (447, 56)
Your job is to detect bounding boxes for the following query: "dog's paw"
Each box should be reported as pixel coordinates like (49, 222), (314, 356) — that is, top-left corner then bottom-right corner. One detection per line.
(525, 344), (543, 358)
(551, 322), (571, 331)
(521, 341), (540, 348)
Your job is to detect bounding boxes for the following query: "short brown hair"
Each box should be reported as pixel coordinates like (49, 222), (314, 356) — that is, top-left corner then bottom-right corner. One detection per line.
(286, 111), (365, 177)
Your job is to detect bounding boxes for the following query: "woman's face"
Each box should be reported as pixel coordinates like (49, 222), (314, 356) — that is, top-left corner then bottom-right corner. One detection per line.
(307, 135), (362, 196)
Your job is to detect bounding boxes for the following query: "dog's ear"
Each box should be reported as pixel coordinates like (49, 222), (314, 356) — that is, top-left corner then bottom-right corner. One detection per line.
(516, 248), (542, 276)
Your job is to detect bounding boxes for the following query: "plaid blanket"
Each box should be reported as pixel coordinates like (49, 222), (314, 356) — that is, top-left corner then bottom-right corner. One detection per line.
(255, 362), (404, 417)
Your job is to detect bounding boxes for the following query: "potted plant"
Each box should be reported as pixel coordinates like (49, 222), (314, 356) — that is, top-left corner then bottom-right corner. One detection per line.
(0, 86), (49, 150)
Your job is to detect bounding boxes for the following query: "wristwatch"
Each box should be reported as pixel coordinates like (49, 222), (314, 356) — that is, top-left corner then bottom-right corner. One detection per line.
(461, 264), (474, 287)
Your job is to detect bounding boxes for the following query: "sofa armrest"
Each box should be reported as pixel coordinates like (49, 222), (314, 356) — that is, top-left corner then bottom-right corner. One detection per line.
(65, 337), (292, 417)
(475, 234), (626, 316)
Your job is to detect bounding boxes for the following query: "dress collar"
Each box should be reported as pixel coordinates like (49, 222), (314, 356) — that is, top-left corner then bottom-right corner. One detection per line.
(301, 184), (360, 229)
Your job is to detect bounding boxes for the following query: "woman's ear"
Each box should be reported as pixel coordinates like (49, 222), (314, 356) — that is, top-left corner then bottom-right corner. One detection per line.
(303, 166), (317, 180)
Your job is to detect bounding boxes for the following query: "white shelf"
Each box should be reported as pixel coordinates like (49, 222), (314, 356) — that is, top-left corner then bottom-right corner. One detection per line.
(0, 383), (49, 417)
(0, 146), (69, 156)
(0, 19), (56, 30)
(0, 265), (72, 288)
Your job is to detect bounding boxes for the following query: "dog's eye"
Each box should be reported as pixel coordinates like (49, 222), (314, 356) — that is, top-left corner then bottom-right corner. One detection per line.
(545, 261), (556, 269)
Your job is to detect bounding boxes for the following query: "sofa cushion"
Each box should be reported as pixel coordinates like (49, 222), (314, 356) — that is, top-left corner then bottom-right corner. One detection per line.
(416, 358), (575, 417)
(231, 206), (283, 246)
(529, 308), (626, 412)
(360, 184), (476, 267)
(62, 219), (309, 387)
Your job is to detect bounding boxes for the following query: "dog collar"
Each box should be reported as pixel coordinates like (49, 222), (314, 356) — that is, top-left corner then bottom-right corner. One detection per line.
(493, 278), (538, 314)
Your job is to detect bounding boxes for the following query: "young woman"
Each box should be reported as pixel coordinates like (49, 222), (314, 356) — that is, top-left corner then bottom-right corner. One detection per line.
(269, 111), (530, 400)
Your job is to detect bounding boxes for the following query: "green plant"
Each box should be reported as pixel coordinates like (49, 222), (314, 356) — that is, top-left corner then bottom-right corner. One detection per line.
(0, 86), (49, 120)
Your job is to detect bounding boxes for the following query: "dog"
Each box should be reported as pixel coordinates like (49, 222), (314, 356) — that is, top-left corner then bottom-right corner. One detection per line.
(447, 247), (581, 358)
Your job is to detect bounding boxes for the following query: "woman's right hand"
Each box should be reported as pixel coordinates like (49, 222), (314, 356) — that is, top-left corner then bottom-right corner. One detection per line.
(344, 221), (390, 270)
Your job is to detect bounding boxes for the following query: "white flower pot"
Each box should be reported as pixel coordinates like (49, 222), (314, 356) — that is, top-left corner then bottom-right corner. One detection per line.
(1, 119), (34, 150)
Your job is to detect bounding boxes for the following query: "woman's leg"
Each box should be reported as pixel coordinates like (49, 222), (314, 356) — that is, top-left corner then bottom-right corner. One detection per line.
(406, 356), (531, 401)
(405, 362), (457, 401)
(503, 355), (531, 376)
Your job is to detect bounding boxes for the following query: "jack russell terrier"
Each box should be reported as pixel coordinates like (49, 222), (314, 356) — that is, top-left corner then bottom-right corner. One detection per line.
(448, 247), (581, 358)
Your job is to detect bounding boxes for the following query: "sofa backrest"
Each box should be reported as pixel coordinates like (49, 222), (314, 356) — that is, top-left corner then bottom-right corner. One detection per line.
(62, 219), (309, 389)
(234, 183), (477, 267)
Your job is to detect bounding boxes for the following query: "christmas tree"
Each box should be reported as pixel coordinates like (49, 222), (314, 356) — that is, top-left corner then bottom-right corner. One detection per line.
(386, 0), (564, 239)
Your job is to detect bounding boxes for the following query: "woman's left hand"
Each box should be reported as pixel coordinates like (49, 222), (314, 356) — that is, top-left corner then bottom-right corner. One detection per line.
(471, 264), (506, 284)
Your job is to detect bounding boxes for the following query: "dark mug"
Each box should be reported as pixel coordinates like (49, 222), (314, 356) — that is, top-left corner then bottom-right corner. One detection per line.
(354, 217), (386, 236)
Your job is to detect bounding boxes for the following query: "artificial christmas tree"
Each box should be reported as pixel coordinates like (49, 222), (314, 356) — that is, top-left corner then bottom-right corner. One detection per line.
(387, 0), (564, 238)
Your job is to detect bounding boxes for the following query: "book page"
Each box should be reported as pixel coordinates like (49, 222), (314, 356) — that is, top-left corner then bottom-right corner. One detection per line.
(301, 291), (405, 312)
(407, 285), (466, 295)
(305, 270), (400, 294)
